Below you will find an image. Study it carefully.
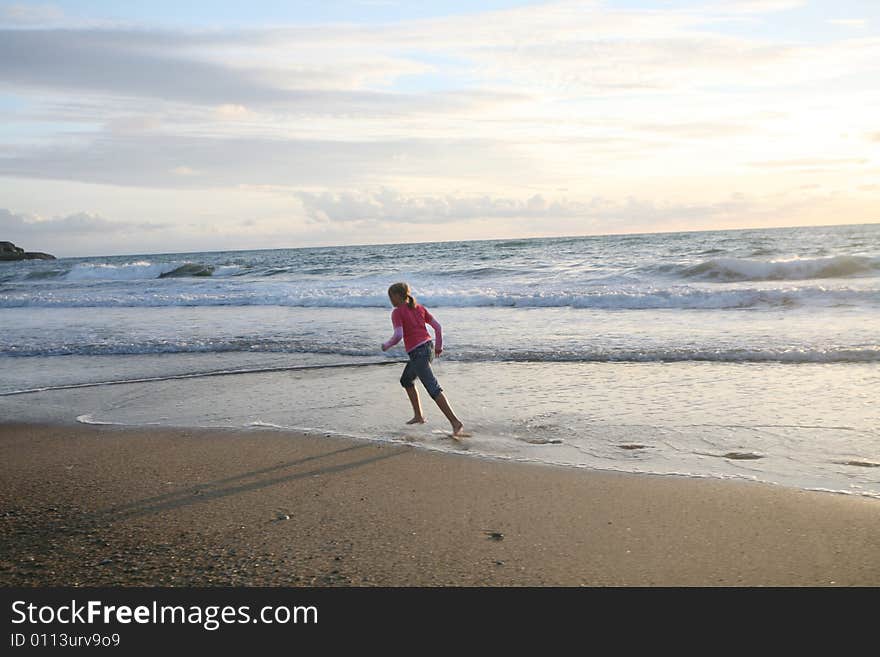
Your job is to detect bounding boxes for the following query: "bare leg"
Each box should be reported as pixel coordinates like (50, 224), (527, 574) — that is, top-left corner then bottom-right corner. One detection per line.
(404, 386), (426, 424)
(433, 392), (464, 437)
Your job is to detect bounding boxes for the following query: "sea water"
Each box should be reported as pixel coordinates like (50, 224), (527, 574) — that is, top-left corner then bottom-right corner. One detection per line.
(1, 223), (878, 497)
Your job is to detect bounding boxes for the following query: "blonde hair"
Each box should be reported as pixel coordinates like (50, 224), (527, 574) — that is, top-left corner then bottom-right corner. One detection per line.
(388, 282), (416, 309)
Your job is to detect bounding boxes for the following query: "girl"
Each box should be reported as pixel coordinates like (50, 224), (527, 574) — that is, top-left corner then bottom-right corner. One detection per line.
(381, 282), (465, 438)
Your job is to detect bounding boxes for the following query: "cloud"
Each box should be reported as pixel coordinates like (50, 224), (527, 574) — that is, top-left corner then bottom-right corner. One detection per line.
(1, 5), (875, 157)
(0, 3), (63, 26)
(709, 0), (805, 13)
(0, 184), (853, 257)
(633, 121), (755, 139)
(1, 0), (878, 252)
(295, 189), (594, 224)
(170, 166), (199, 176)
(215, 104), (251, 120)
(0, 27), (528, 120)
(829, 19), (868, 28)
(748, 158), (870, 169)
(3, 2), (872, 120)
(104, 115), (163, 135)
(0, 208), (163, 235)
(467, 32), (880, 97)
(292, 188), (757, 231)
(0, 133), (534, 188)
(0, 207), (173, 257)
(0, 29), (347, 107)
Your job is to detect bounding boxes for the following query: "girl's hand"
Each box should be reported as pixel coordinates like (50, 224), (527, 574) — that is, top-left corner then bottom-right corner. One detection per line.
(381, 343), (388, 352)
(435, 347), (443, 357)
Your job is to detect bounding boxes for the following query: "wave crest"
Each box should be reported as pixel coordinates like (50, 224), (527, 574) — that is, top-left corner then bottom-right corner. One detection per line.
(64, 261), (240, 281)
(682, 255), (879, 282)
(3, 342), (878, 364)
(1, 285), (875, 310)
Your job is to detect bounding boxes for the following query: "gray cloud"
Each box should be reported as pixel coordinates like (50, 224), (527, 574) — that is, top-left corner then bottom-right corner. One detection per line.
(0, 29), (275, 105)
(0, 207), (169, 256)
(0, 29), (361, 109)
(0, 4), (64, 25)
(0, 133), (534, 188)
(0, 190), (775, 257)
(0, 2), (874, 255)
(0, 208), (163, 235)
(293, 188), (755, 229)
(295, 189), (593, 224)
(0, 28), (520, 115)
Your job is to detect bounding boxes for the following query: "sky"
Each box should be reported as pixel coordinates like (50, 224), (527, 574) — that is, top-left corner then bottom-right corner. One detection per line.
(1, 0), (878, 256)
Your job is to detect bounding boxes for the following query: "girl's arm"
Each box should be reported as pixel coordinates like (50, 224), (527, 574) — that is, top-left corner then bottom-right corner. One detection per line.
(382, 326), (403, 351)
(428, 318), (443, 354)
(382, 308), (403, 351)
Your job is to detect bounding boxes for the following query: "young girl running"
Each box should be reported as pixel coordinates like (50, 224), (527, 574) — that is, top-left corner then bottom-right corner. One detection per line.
(381, 282), (465, 438)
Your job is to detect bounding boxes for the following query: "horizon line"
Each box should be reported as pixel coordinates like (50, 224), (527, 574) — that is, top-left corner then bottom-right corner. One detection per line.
(19, 219), (879, 260)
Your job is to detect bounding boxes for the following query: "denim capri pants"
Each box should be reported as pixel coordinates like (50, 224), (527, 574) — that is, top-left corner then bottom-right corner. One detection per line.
(400, 340), (443, 399)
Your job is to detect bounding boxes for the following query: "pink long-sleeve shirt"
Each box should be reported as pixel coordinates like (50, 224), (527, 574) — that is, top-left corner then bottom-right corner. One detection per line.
(382, 303), (442, 353)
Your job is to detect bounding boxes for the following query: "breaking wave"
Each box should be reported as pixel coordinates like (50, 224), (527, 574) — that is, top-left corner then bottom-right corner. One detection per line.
(2, 340), (878, 363)
(62, 261), (241, 281)
(1, 285), (875, 309)
(681, 255), (880, 282)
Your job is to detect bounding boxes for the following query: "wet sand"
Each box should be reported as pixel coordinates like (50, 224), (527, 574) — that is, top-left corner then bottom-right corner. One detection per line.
(2, 422), (879, 586)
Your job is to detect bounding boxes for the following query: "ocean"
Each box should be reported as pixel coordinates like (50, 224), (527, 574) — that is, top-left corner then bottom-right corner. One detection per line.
(1, 223), (878, 498)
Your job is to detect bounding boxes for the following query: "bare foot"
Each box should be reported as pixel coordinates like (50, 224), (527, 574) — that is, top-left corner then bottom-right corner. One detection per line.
(406, 416), (426, 425)
(451, 421), (465, 439)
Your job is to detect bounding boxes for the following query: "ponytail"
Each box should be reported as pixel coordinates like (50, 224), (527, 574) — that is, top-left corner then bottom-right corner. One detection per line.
(388, 282), (417, 309)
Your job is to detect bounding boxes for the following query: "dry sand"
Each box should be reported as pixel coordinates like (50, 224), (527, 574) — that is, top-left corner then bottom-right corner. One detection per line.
(2, 421), (879, 586)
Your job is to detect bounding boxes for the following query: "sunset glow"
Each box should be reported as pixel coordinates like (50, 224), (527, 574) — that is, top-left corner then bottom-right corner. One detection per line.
(1, 0), (878, 256)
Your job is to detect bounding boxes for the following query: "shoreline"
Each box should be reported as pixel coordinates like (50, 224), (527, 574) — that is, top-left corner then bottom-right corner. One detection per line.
(62, 416), (880, 504)
(2, 421), (880, 586)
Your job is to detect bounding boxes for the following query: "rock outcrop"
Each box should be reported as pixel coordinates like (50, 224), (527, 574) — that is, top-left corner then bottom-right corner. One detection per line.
(0, 241), (56, 261)
(158, 263), (215, 278)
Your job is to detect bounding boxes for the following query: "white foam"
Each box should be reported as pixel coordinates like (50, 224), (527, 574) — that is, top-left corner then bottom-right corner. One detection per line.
(805, 486), (880, 500)
(2, 284), (876, 310)
(76, 413), (122, 425)
(62, 261), (240, 281)
(4, 341), (878, 363)
(65, 261), (176, 281)
(246, 420), (293, 430)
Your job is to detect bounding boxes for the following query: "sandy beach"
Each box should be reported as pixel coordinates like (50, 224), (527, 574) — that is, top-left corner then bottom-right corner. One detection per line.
(2, 421), (879, 587)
